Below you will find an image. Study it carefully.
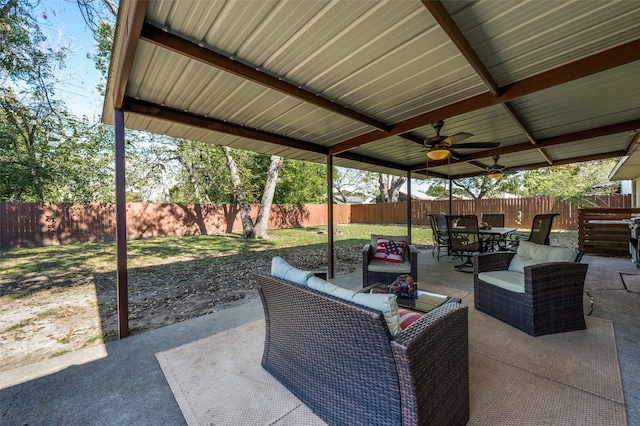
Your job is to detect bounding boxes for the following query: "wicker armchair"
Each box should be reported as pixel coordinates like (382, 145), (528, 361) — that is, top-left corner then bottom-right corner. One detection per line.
(473, 249), (588, 336)
(257, 273), (469, 426)
(362, 235), (418, 287)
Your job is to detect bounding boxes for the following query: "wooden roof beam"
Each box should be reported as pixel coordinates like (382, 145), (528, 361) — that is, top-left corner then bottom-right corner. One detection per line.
(421, 0), (500, 96)
(139, 23), (391, 133)
(113, 0), (148, 109)
(331, 38), (640, 155)
(423, 1), (538, 147)
(123, 97), (412, 174)
(124, 97), (328, 154)
(410, 118), (640, 170)
(451, 151), (628, 179)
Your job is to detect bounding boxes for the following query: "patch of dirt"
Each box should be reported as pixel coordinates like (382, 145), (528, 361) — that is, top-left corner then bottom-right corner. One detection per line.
(0, 234), (578, 372)
(0, 244), (363, 372)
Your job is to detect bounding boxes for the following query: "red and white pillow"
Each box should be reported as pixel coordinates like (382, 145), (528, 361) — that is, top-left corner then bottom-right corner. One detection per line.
(398, 308), (423, 330)
(373, 238), (406, 263)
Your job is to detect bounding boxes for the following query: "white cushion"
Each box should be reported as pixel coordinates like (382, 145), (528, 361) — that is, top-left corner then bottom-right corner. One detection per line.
(307, 276), (401, 336)
(307, 276), (356, 300)
(351, 292), (401, 337)
(367, 259), (411, 273)
(478, 271), (525, 293)
(271, 256), (314, 285)
(508, 241), (579, 273)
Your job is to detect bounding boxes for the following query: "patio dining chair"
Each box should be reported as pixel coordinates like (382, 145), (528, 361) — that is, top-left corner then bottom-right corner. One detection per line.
(505, 213), (559, 250)
(428, 213), (449, 260)
(482, 212), (506, 251)
(446, 215), (486, 272)
(482, 212), (505, 227)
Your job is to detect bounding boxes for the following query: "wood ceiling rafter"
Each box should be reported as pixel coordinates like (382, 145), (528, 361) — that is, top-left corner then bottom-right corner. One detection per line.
(421, 0), (500, 96)
(330, 38), (640, 155)
(122, 97), (412, 173)
(422, 0), (545, 173)
(112, 0), (148, 109)
(411, 118), (640, 171)
(139, 23), (391, 133)
(454, 151), (629, 180)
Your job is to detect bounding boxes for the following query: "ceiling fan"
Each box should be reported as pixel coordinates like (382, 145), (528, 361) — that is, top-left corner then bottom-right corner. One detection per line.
(424, 120), (500, 160)
(485, 155), (522, 179)
(486, 155), (507, 179)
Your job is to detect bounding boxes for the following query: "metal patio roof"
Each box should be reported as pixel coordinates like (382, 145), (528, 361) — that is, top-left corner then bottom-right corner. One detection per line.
(102, 0), (640, 181)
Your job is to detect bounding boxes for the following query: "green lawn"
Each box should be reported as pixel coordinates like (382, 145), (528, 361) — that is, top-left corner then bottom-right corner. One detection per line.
(0, 224), (434, 277)
(0, 224), (577, 278)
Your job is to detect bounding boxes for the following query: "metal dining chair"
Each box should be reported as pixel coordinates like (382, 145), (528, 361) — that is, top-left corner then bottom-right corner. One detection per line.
(446, 214), (485, 272)
(482, 212), (506, 250)
(428, 214), (449, 260)
(482, 212), (505, 227)
(505, 213), (559, 250)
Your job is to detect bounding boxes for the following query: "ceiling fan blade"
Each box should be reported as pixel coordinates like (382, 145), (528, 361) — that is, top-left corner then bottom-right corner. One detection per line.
(449, 141), (500, 149)
(442, 132), (473, 145)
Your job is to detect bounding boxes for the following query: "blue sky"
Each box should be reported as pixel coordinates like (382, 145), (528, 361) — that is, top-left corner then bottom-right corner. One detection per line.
(38, 0), (105, 121)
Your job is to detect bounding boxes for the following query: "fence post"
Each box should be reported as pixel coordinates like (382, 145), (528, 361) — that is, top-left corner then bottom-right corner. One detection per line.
(0, 203), (6, 250)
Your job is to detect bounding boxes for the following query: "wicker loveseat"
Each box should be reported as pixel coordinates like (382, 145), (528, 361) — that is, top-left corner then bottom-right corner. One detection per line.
(256, 259), (469, 426)
(474, 241), (588, 336)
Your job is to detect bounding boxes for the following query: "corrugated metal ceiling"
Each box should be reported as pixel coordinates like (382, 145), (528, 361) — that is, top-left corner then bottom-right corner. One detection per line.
(103, 0), (640, 181)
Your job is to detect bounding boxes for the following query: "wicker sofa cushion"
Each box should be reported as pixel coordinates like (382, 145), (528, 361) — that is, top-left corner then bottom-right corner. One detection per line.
(367, 259), (412, 273)
(271, 256), (314, 285)
(307, 276), (356, 300)
(476, 270), (525, 293)
(307, 276), (401, 336)
(508, 241), (579, 274)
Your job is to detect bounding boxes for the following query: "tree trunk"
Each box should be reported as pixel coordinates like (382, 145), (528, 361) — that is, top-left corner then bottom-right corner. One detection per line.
(253, 155), (283, 239)
(221, 146), (256, 238)
(379, 174), (406, 203)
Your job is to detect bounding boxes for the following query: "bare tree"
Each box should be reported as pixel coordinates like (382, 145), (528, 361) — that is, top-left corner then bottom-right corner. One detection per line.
(378, 174), (406, 203)
(221, 146), (283, 239)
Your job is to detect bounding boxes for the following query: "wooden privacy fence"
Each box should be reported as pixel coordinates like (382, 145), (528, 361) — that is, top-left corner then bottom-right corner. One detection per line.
(352, 195), (631, 231)
(578, 207), (640, 257)
(0, 195), (631, 250)
(0, 202), (351, 249)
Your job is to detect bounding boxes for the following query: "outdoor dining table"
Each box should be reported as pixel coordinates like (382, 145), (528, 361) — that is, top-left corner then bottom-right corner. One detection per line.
(478, 226), (516, 251)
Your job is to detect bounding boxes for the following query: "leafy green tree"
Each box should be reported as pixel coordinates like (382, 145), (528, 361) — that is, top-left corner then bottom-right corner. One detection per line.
(169, 139), (230, 203)
(1, 0), (117, 203)
(451, 174), (524, 199)
(520, 160), (618, 205)
(274, 159), (326, 204)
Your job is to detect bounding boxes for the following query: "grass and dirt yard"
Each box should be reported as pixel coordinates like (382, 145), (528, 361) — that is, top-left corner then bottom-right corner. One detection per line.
(0, 224), (577, 371)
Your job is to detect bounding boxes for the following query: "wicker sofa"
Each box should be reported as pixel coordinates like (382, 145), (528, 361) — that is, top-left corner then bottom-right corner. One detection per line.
(474, 241), (588, 336)
(256, 260), (469, 426)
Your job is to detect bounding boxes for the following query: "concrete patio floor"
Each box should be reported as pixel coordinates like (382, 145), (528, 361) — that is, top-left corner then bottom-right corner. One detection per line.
(1, 250), (639, 425)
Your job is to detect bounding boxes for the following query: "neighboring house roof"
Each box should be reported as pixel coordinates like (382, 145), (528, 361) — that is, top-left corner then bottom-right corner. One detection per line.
(103, 0), (640, 181)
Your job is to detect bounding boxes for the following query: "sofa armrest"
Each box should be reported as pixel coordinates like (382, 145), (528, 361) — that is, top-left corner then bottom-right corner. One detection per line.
(474, 251), (516, 274)
(391, 302), (469, 425)
(524, 262), (588, 295)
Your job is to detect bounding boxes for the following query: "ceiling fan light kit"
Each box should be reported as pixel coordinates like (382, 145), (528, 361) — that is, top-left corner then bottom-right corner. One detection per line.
(427, 148), (451, 160)
(423, 120), (500, 164)
(488, 171), (504, 179)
